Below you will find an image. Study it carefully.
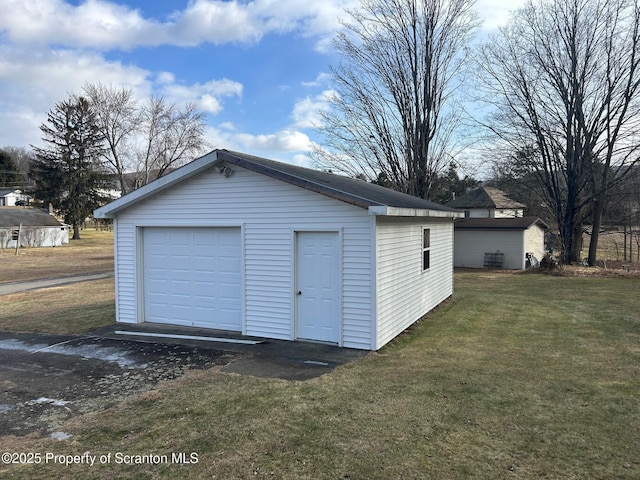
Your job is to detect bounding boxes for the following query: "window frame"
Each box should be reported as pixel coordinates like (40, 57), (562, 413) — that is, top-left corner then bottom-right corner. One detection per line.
(422, 228), (430, 271)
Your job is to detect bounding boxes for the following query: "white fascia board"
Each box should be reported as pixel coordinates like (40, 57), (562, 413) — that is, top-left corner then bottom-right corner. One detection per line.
(368, 206), (464, 218)
(94, 151), (219, 218)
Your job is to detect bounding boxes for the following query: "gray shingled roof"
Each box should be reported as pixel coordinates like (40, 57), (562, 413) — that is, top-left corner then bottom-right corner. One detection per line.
(96, 149), (460, 218)
(446, 186), (525, 210)
(0, 207), (63, 228)
(454, 217), (548, 230)
(217, 150), (455, 211)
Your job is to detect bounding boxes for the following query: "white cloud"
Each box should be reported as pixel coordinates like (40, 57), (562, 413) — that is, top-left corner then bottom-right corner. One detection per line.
(0, 43), (243, 147)
(302, 72), (332, 88)
(291, 90), (335, 129)
(0, 0), (355, 50)
(201, 125), (313, 166)
(0, 0), (164, 49)
(0, 45), (150, 147)
(236, 129), (312, 152)
(156, 72), (176, 84)
(476, 0), (526, 32)
(159, 78), (243, 114)
(218, 122), (237, 131)
(0, 0), (526, 52)
(168, 0), (262, 46)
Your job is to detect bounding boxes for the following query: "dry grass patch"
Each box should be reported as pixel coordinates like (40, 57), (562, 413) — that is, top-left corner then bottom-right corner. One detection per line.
(0, 229), (113, 283)
(0, 278), (115, 333)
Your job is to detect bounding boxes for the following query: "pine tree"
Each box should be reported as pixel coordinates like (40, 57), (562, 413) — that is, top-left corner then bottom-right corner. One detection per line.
(0, 150), (20, 188)
(31, 95), (109, 239)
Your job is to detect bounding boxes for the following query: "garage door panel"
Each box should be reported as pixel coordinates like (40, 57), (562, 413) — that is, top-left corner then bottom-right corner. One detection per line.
(218, 229), (239, 245)
(143, 227), (242, 331)
(220, 282), (240, 300)
(220, 256), (240, 272)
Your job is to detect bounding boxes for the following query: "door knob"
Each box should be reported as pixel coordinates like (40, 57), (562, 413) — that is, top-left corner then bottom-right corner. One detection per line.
(297, 291), (302, 296)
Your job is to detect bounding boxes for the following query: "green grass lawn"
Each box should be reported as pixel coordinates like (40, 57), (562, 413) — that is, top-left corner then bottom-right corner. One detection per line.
(1, 270), (638, 479)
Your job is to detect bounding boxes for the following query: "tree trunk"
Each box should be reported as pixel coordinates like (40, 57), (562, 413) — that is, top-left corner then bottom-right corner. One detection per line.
(571, 224), (584, 263)
(587, 198), (605, 266)
(624, 225), (628, 261)
(72, 224), (81, 240)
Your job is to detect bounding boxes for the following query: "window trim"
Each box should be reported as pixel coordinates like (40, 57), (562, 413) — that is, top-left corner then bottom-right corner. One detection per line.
(422, 228), (430, 271)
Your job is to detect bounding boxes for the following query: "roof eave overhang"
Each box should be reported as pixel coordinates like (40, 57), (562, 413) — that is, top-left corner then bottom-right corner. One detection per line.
(454, 218), (550, 230)
(368, 206), (464, 218)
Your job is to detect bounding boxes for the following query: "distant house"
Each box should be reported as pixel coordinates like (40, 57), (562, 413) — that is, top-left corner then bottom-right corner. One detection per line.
(446, 187), (547, 270)
(0, 189), (30, 207)
(94, 149), (462, 350)
(446, 186), (525, 218)
(0, 207), (69, 248)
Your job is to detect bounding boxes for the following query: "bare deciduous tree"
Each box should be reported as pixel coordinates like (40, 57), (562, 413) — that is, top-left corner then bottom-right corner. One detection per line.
(83, 84), (208, 194)
(476, 0), (640, 265)
(312, 0), (478, 200)
(136, 97), (207, 187)
(83, 83), (140, 195)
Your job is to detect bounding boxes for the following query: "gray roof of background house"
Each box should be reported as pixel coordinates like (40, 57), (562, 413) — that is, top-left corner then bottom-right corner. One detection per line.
(0, 207), (63, 228)
(446, 186), (526, 210)
(454, 216), (548, 230)
(96, 149), (460, 218)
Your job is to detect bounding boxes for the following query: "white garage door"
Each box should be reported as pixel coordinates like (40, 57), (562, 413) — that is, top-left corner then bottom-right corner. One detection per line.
(143, 227), (242, 330)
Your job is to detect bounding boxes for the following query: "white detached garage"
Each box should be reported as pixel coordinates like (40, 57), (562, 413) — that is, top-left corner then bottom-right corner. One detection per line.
(94, 150), (462, 350)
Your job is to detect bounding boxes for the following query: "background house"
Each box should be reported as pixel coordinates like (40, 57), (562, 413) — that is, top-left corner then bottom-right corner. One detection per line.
(0, 207), (69, 248)
(95, 149), (462, 351)
(0, 189), (30, 207)
(446, 186), (525, 218)
(447, 186), (547, 270)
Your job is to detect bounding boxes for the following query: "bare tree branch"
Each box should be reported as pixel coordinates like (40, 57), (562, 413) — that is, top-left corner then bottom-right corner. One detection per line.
(83, 84), (208, 194)
(312, 0), (479, 200)
(475, 0), (640, 264)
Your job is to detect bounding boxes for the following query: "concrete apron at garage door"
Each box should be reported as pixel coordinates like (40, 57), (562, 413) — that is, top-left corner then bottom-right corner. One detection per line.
(91, 322), (368, 379)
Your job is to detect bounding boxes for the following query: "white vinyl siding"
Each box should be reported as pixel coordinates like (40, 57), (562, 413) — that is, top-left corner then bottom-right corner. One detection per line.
(375, 217), (454, 349)
(112, 165), (373, 350)
(524, 225), (546, 263)
(454, 230), (525, 269)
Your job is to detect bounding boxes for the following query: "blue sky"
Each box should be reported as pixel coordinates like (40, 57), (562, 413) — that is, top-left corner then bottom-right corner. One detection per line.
(0, 0), (522, 168)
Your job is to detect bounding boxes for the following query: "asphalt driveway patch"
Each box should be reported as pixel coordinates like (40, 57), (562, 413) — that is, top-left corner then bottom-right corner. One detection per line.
(0, 325), (367, 437)
(0, 332), (237, 437)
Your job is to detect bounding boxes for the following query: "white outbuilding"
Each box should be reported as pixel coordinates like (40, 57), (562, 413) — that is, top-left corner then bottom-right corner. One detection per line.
(94, 150), (462, 350)
(0, 207), (69, 248)
(453, 217), (548, 270)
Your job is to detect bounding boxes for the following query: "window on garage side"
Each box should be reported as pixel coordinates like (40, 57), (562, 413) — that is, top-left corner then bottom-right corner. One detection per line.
(422, 228), (430, 271)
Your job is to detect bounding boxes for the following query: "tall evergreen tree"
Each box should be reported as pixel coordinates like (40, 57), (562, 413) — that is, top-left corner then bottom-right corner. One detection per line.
(0, 149), (20, 188)
(430, 162), (479, 204)
(31, 95), (108, 239)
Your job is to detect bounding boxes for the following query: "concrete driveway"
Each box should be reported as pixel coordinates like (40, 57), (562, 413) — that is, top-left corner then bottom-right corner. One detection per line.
(0, 325), (366, 437)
